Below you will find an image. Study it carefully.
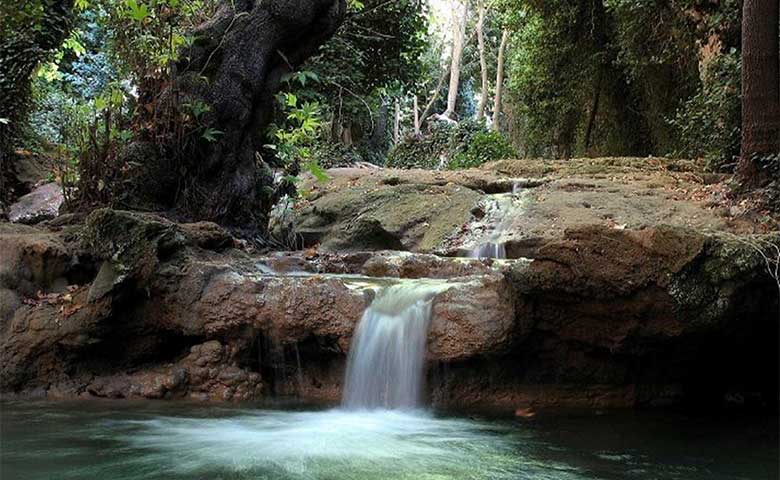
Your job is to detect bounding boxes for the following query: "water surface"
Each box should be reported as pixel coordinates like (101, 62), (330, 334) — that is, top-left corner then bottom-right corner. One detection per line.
(1, 401), (777, 480)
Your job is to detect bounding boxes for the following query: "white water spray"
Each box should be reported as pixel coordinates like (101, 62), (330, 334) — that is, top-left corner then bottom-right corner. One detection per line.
(342, 281), (449, 410)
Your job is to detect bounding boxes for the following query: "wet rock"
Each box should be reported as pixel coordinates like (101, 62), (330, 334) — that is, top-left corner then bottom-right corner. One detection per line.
(1, 286), (113, 392)
(8, 182), (63, 224)
(429, 273), (518, 361)
(81, 209), (180, 284)
(295, 183), (479, 252)
(0, 224), (73, 297)
(179, 222), (234, 250)
(87, 261), (127, 302)
(1, 216), (776, 412)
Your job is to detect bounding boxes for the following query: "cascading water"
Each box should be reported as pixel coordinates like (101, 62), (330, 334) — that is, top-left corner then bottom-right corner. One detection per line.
(469, 242), (506, 259)
(342, 281), (448, 409)
(466, 183), (528, 259)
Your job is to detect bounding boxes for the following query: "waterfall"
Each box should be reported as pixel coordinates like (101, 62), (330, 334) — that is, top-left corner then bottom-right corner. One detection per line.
(467, 183), (525, 259)
(342, 281), (447, 410)
(469, 241), (506, 260)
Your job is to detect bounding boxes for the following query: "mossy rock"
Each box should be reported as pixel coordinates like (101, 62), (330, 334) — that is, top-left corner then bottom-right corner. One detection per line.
(81, 209), (184, 284)
(295, 183), (480, 252)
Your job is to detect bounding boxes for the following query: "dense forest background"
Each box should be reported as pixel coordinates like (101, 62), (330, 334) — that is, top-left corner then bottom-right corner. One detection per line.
(0, 0), (778, 236)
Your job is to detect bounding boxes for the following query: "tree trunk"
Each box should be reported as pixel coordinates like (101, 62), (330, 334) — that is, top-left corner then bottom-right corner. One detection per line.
(584, 72), (603, 152)
(443, 0), (468, 119)
(737, 0), (780, 186)
(340, 123), (353, 147)
(475, 2), (490, 121)
(421, 29), (478, 125)
(492, 29), (509, 132)
(370, 99), (389, 149)
(133, 0), (346, 231)
(413, 95), (421, 136)
(394, 98), (401, 143)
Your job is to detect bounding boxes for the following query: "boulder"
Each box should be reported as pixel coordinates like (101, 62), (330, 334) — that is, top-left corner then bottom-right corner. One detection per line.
(0, 223), (74, 297)
(8, 182), (64, 224)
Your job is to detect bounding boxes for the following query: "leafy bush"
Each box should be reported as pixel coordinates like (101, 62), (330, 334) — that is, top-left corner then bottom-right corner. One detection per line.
(449, 130), (516, 169)
(386, 121), (452, 169)
(266, 91), (329, 184)
(310, 142), (364, 169)
(387, 119), (515, 169)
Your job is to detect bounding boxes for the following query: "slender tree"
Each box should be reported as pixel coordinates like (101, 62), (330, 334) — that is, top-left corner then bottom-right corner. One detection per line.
(413, 95), (421, 136)
(443, 0), (468, 119)
(394, 98), (401, 143)
(475, 0), (490, 121)
(491, 29), (509, 131)
(737, 0), (780, 186)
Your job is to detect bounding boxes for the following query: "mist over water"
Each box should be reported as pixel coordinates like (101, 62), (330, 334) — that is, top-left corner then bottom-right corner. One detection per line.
(111, 409), (541, 479)
(3, 401), (776, 480)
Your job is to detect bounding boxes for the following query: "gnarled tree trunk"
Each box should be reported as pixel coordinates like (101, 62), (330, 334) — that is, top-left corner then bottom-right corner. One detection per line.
(137, 0), (347, 232)
(737, 0), (780, 186)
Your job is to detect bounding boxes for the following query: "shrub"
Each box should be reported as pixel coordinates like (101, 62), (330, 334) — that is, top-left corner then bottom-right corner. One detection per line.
(386, 119), (515, 169)
(449, 130), (516, 169)
(311, 141), (364, 169)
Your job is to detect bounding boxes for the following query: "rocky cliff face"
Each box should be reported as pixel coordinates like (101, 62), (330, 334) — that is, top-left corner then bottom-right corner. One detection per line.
(2, 207), (777, 410)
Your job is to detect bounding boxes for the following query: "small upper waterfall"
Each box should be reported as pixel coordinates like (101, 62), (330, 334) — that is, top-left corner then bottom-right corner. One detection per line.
(342, 281), (448, 410)
(466, 183), (528, 259)
(469, 241), (506, 260)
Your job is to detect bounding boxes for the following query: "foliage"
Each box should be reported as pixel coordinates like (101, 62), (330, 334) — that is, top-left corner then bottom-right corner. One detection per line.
(27, 9), (116, 145)
(295, 0), (429, 164)
(497, 0), (741, 160)
(449, 129), (516, 169)
(669, 50), (741, 170)
(0, 0), (77, 155)
(266, 90), (330, 185)
(37, 83), (132, 207)
(97, 0), (216, 80)
(311, 142), (365, 169)
(387, 119), (515, 169)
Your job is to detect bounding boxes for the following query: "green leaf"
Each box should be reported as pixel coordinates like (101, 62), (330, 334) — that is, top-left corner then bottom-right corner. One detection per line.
(126, 0), (149, 22)
(202, 128), (224, 142)
(304, 161), (329, 183)
(285, 93), (297, 108)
